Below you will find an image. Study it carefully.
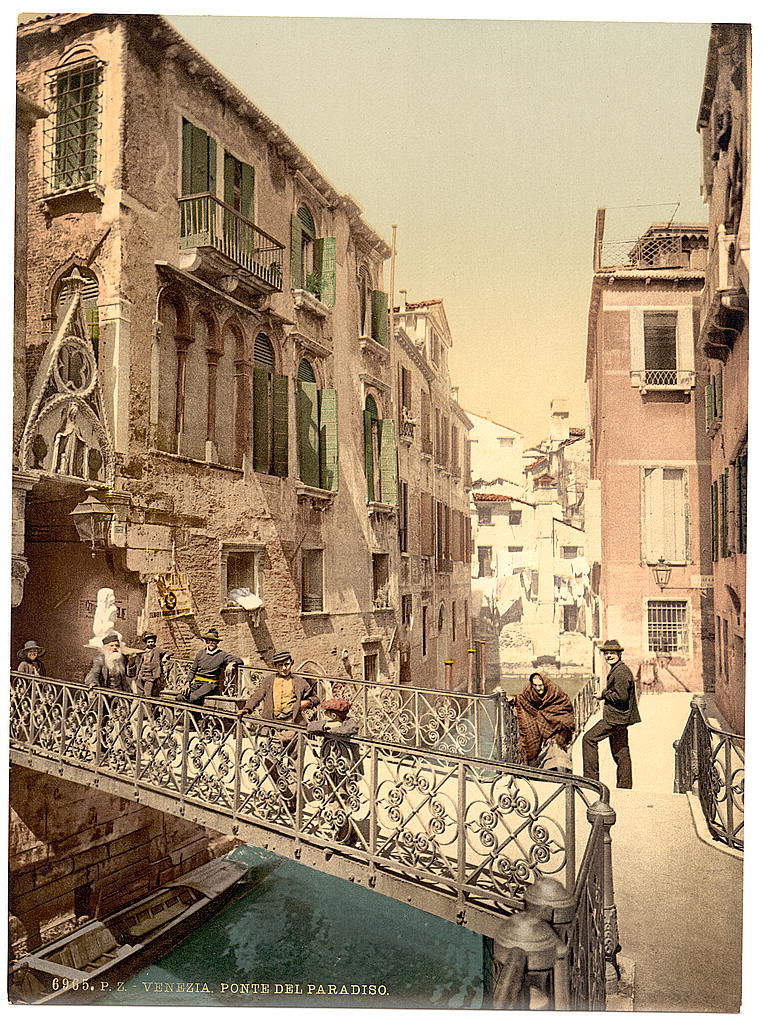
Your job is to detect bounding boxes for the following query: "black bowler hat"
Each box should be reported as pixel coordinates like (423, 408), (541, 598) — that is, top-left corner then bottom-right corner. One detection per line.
(599, 639), (624, 653)
(202, 628), (221, 642)
(142, 632), (157, 642)
(272, 651), (293, 666)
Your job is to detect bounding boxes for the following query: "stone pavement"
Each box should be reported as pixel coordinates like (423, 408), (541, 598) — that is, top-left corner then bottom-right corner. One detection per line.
(581, 692), (743, 1013)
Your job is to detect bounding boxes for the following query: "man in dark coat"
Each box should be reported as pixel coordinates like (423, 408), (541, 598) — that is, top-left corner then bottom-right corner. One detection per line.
(132, 632), (168, 699)
(582, 639), (640, 789)
(236, 651), (319, 724)
(85, 633), (131, 691)
(182, 627), (243, 705)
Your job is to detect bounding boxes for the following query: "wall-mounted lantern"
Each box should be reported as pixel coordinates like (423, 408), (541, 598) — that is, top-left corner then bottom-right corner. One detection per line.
(70, 487), (114, 556)
(653, 557), (672, 590)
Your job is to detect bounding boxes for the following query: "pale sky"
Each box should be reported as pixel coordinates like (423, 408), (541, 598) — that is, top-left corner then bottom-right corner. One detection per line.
(167, 14), (712, 444)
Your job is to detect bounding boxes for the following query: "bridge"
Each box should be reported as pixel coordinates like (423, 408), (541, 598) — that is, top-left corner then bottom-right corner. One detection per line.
(10, 670), (615, 1010)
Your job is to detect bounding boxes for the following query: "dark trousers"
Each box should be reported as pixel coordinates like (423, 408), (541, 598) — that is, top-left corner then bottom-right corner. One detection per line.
(582, 720), (633, 789)
(183, 679), (219, 706)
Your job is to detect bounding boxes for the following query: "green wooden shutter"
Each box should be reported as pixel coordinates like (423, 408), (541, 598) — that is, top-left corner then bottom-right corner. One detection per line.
(182, 120), (213, 195)
(241, 163), (255, 221)
(715, 368), (723, 419)
(379, 419), (398, 506)
(297, 381), (320, 487)
(364, 409), (375, 502)
(271, 374), (289, 477)
(316, 237), (337, 306)
(291, 215), (303, 289)
(319, 388), (339, 492)
(711, 480), (718, 562)
(738, 453), (747, 554)
(705, 381), (714, 432)
(372, 290), (389, 346)
(252, 364), (271, 474)
(181, 119), (194, 195)
(224, 152), (235, 208)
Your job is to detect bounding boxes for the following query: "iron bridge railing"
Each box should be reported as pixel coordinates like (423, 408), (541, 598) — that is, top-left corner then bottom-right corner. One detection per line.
(163, 660), (518, 762)
(673, 695), (744, 850)
(9, 672), (616, 1009)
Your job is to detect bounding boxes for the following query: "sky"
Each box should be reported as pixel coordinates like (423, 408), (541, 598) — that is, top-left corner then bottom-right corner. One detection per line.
(165, 13), (712, 445)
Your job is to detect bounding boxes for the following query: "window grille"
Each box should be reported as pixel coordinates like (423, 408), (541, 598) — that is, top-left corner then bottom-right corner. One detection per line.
(643, 311), (677, 385)
(647, 600), (689, 655)
(44, 58), (104, 191)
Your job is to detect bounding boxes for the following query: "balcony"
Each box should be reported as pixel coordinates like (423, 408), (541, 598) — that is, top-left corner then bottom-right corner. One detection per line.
(698, 227), (747, 359)
(630, 368), (696, 393)
(178, 193), (284, 294)
(399, 411), (416, 442)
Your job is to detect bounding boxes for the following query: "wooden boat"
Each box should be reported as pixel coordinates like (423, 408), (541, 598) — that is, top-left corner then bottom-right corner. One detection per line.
(9, 851), (276, 1005)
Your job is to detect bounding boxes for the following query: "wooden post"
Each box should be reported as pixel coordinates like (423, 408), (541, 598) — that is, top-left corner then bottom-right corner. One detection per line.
(444, 659), (454, 689)
(478, 640), (487, 691)
(466, 648), (475, 693)
(587, 799), (620, 995)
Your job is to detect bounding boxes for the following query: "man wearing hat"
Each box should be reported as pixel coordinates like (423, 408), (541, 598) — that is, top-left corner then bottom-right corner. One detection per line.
(307, 698), (361, 844)
(236, 651), (319, 725)
(182, 628), (243, 705)
(582, 639), (640, 789)
(85, 634), (131, 691)
(307, 698), (358, 739)
(16, 641), (46, 677)
(132, 632), (169, 699)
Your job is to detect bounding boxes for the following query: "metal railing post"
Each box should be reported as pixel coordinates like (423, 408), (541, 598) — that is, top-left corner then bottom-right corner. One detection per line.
(492, 908), (565, 1009)
(586, 799), (619, 995)
(525, 878), (576, 1010)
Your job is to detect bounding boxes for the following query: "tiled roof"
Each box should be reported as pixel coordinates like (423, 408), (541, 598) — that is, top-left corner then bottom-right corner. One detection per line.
(473, 493), (517, 502)
(525, 457), (547, 471)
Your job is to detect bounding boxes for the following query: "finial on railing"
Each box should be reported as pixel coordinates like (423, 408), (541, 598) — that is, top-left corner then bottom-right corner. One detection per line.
(493, 908), (567, 1009)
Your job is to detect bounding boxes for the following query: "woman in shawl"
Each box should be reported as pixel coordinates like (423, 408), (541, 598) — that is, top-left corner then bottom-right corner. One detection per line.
(511, 672), (575, 770)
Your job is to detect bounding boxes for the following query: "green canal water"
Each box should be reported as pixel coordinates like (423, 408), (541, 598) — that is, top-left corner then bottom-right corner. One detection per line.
(97, 845), (484, 1009)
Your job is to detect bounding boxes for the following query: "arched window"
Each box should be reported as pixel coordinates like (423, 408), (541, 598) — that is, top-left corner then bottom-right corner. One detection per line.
(297, 357), (338, 491)
(253, 333), (288, 477)
(438, 603), (446, 634)
(363, 395), (398, 506)
(55, 267), (100, 360)
(358, 266), (372, 337)
(290, 204), (336, 305)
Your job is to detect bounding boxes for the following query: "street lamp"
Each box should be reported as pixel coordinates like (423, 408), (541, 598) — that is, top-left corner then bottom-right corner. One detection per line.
(69, 488), (114, 556)
(653, 557), (672, 590)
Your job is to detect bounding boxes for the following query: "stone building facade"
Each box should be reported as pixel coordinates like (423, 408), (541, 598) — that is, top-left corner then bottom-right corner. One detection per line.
(696, 24), (749, 734)
(585, 215), (713, 692)
(392, 300), (473, 688)
(15, 13), (402, 686)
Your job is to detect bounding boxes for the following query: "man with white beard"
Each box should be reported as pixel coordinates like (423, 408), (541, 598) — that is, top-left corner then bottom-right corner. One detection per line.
(85, 633), (131, 691)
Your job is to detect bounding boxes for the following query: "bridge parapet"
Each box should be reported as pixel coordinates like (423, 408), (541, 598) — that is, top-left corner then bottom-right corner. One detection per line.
(10, 672), (612, 1008)
(164, 659), (520, 762)
(673, 695), (744, 850)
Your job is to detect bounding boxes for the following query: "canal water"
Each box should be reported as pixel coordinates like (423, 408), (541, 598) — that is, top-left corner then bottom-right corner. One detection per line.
(97, 845), (485, 1009)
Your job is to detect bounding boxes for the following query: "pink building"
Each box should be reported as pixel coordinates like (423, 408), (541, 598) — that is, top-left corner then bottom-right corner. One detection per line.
(696, 25), (750, 734)
(586, 216), (713, 692)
